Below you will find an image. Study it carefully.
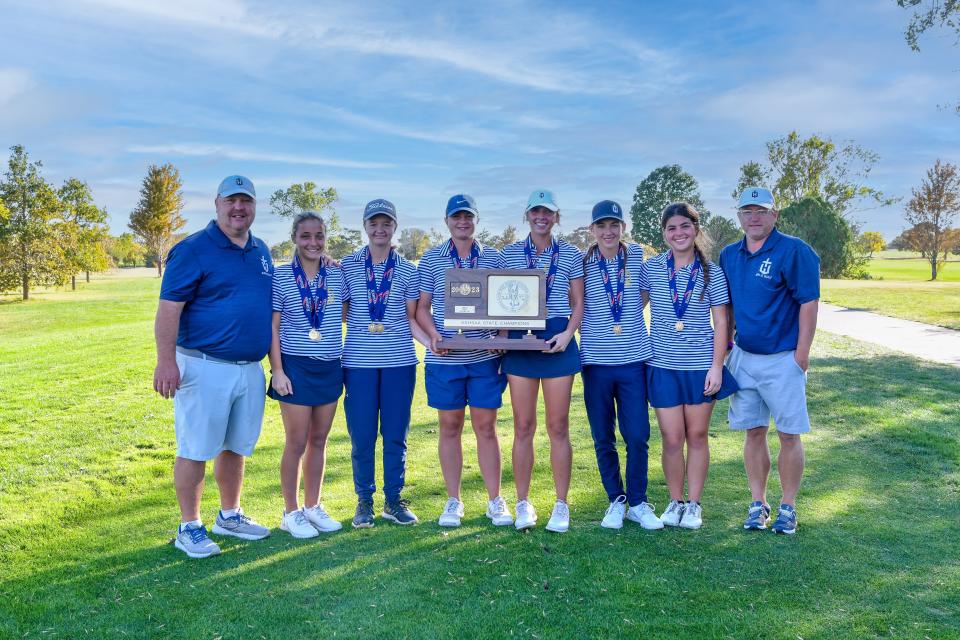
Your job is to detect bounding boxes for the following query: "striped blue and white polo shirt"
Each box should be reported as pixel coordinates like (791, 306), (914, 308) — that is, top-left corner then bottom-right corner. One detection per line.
(272, 262), (348, 361)
(419, 239), (505, 366)
(501, 236), (584, 318)
(580, 243), (653, 367)
(642, 252), (729, 371)
(341, 247), (420, 369)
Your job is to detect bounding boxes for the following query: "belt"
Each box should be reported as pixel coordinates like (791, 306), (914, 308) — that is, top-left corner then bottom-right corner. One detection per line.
(176, 346), (255, 365)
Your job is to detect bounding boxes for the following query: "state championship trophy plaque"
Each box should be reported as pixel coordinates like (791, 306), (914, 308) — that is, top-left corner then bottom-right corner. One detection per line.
(442, 269), (549, 350)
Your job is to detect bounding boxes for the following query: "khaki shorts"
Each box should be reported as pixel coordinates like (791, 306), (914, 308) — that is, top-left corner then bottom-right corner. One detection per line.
(173, 351), (266, 461)
(726, 345), (810, 435)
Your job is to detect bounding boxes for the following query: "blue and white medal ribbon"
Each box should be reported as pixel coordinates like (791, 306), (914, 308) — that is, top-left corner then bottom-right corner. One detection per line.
(597, 246), (625, 334)
(291, 254), (328, 340)
(666, 250), (701, 331)
(524, 235), (560, 302)
(365, 247), (396, 333)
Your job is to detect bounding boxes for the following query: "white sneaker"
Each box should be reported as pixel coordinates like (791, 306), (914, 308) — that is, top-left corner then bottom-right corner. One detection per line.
(486, 496), (514, 526)
(304, 504), (343, 532)
(437, 497), (464, 527)
(280, 509), (319, 539)
(600, 495), (628, 529)
(679, 501), (703, 529)
(514, 500), (537, 530)
(626, 502), (664, 530)
(660, 499), (686, 527)
(545, 500), (570, 533)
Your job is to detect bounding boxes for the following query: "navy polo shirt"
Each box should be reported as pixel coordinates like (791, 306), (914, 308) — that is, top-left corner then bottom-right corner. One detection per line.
(160, 220), (274, 362)
(719, 228), (820, 355)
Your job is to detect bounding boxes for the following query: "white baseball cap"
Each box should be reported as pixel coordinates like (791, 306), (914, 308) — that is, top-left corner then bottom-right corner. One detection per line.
(738, 187), (775, 209)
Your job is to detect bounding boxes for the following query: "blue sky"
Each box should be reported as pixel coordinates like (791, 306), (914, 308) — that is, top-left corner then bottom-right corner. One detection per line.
(2, 0), (959, 244)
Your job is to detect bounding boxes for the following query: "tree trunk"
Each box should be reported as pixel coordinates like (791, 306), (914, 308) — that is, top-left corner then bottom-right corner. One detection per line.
(22, 274), (29, 301)
(72, 275), (77, 291)
(932, 257), (938, 280)
(157, 261), (163, 277)
(86, 271), (90, 282)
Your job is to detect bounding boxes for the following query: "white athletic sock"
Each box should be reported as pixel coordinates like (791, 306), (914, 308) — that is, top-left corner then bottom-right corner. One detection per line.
(180, 519), (202, 531)
(220, 507), (240, 518)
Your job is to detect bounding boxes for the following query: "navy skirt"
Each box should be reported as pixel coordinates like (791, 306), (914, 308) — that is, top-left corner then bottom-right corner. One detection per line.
(268, 353), (344, 407)
(646, 365), (739, 408)
(501, 317), (581, 378)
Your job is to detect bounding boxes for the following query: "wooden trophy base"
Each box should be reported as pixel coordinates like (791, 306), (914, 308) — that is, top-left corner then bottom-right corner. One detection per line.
(441, 333), (549, 351)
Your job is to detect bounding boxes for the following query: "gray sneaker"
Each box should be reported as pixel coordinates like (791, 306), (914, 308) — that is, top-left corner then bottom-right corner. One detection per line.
(174, 524), (221, 559)
(212, 509), (271, 540)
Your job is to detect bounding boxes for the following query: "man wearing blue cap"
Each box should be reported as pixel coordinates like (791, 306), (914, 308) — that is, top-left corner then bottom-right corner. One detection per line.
(154, 175), (273, 558)
(719, 187), (820, 535)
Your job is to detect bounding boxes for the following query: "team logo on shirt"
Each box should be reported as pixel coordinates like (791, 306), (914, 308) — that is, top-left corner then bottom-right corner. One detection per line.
(757, 258), (773, 279)
(261, 255), (271, 276)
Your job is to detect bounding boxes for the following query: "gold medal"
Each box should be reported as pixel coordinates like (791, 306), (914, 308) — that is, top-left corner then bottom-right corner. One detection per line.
(308, 329), (322, 341)
(368, 323), (377, 333)
(376, 323), (385, 333)
(675, 321), (684, 331)
(612, 324), (622, 335)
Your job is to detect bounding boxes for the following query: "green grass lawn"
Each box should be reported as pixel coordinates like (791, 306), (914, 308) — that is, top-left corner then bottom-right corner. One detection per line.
(1, 273), (958, 639)
(820, 253), (960, 330)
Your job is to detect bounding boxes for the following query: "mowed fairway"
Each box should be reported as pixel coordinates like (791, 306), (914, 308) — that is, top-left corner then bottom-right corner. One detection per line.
(1, 272), (958, 639)
(821, 254), (960, 330)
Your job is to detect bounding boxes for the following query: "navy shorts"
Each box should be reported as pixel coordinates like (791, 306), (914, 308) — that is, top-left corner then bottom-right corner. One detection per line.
(501, 317), (581, 379)
(646, 365), (739, 408)
(267, 353), (344, 407)
(425, 359), (507, 410)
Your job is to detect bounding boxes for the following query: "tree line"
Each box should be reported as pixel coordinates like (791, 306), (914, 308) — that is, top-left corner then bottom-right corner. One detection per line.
(2, 134), (959, 300)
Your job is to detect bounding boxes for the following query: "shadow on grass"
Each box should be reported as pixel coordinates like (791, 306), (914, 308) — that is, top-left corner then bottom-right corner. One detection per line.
(2, 349), (959, 639)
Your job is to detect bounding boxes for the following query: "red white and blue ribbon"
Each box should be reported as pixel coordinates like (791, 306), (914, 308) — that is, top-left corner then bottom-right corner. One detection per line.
(291, 253), (328, 331)
(597, 245), (625, 325)
(525, 235), (560, 301)
(666, 250), (701, 322)
(448, 239), (480, 269)
(365, 247), (396, 324)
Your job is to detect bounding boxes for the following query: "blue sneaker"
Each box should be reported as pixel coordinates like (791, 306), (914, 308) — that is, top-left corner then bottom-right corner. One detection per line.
(382, 498), (419, 525)
(743, 501), (771, 530)
(174, 524), (221, 559)
(771, 504), (798, 535)
(353, 499), (375, 529)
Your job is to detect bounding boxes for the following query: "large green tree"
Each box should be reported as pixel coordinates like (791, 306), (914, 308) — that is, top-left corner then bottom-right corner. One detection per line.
(398, 227), (432, 260)
(732, 131), (889, 215)
(630, 164), (710, 253)
(128, 163), (186, 277)
(702, 215), (742, 261)
(106, 233), (146, 267)
(857, 231), (886, 258)
(779, 197), (867, 279)
(270, 182), (361, 258)
(59, 178), (110, 289)
(904, 159), (960, 279)
(0, 145), (70, 300)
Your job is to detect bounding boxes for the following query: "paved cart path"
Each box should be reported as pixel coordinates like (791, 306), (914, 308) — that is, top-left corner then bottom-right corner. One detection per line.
(818, 303), (960, 368)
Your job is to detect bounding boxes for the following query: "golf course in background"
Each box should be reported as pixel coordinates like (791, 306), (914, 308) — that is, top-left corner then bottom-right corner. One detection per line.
(1, 265), (958, 639)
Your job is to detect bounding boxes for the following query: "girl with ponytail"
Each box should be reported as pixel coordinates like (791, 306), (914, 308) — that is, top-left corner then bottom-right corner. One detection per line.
(642, 202), (739, 530)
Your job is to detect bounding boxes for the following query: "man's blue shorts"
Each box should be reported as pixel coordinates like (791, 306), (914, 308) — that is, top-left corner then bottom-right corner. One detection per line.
(425, 359), (507, 410)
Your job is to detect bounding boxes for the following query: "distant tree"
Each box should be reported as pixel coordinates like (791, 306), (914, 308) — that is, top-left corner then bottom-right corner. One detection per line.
(490, 224), (518, 250)
(270, 182), (361, 259)
(559, 226), (593, 252)
(106, 233), (146, 267)
(895, 222), (936, 257)
(475, 228), (495, 246)
(904, 159), (960, 279)
(940, 227), (960, 261)
(733, 131), (890, 215)
(857, 231), (886, 258)
(631, 165), (710, 253)
(59, 178), (110, 289)
(702, 215), (742, 262)
(779, 197), (867, 279)
(128, 163), (186, 277)
(429, 227), (446, 245)
(269, 182), (337, 218)
(0, 145), (69, 300)
(326, 228), (362, 259)
(398, 228), (432, 260)
(898, 1), (960, 112)
(270, 240), (294, 263)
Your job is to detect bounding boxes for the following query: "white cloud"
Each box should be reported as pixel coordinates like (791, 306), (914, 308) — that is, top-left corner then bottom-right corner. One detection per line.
(0, 68), (33, 107)
(126, 143), (393, 169)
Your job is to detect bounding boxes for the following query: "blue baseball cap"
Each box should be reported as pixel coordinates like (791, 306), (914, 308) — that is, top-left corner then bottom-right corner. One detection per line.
(217, 175), (256, 199)
(738, 186), (775, 209)
(363, 198), (398, 222)
(526, 189), (559, 212)
(446, 194), (478, 217)
(591, 200), (625, 224)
